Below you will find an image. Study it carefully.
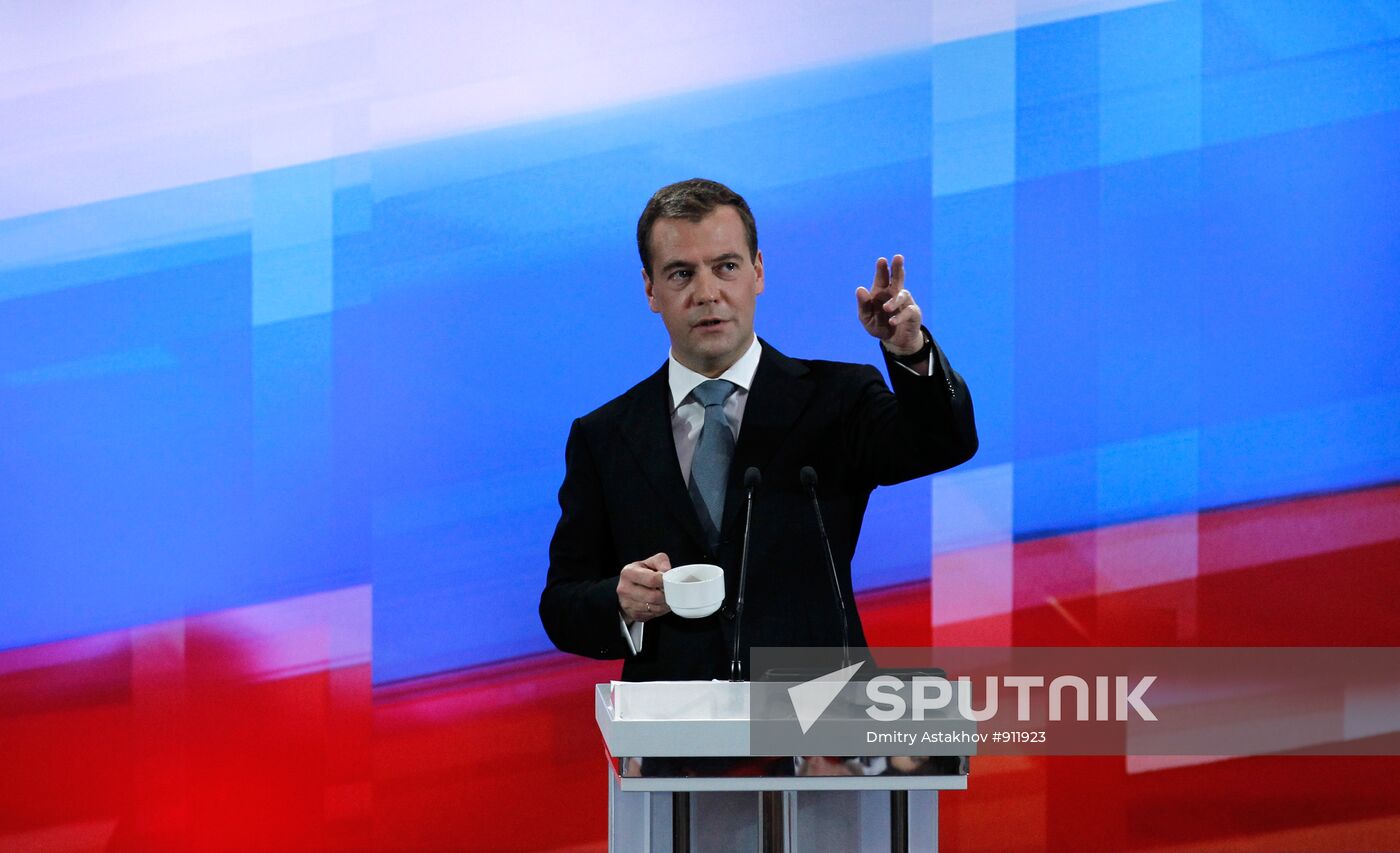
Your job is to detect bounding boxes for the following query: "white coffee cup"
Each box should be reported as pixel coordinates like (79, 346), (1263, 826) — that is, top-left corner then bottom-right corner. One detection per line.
(662, 563), (725, 619)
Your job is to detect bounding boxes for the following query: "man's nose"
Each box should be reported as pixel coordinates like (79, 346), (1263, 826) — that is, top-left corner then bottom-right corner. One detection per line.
(692, 270), (720, 303)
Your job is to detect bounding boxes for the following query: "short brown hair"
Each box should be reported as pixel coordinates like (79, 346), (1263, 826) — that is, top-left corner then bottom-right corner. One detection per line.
(636, 178), (758, 276)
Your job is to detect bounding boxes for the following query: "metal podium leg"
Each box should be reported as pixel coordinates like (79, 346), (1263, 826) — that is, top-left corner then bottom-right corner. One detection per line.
(672, 791), (690, 853)
(890, 790), (908, 853)
(761, 790), (789, 853)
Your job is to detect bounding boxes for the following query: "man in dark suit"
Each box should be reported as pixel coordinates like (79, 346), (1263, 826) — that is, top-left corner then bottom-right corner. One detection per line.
(539, 179), (977, 681)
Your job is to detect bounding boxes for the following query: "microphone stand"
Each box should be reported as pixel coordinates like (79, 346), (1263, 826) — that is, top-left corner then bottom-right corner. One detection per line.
(801, 466), (850, 669)
(729, 467), (761, 681)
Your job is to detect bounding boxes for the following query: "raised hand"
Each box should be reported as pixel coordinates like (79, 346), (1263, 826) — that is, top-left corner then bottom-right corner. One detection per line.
(855, 254), (925, 356)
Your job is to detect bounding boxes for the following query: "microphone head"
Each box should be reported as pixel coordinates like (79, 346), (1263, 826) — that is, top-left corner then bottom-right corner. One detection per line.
(799, 466), (818, 488)
(744, 467), (762, 489)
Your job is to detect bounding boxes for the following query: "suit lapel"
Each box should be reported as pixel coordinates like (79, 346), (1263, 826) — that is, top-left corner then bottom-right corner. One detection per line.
(615, 343), (814, 557)
(615, 362), (711, 553)
(721, 340), (813, 533)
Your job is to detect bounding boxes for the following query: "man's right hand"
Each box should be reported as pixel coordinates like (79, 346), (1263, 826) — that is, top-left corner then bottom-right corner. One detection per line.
(618, 553), (672, 623)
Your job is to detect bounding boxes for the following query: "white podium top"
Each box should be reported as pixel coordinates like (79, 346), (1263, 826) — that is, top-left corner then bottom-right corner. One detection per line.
(609, 680), (749, 721)
(598, 682), (752, 758)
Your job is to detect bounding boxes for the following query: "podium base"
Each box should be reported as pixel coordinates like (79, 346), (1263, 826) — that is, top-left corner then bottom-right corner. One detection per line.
(609, 770), (938, 852)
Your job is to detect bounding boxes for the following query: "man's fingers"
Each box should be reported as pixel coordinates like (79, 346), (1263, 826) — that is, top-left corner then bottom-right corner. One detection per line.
(622, 563), (665, 589)
(623, 598), (669, 622)
(891, 296), (921, 322)
(618, 569), (670, 622)
(625, 584), (667, 606)
(630, 602), (671, 622)
(859, 254), (917, 345)
(871, 257), (890, 294)
(884, 291), (919, 326)
(631, 587), (670, 620)
(888, 301), (922, 328)
(856, 286), (879, 320)
(619, 554), (677, 621)
(621, 554), (671, 597)
(883, 290), (913, 312)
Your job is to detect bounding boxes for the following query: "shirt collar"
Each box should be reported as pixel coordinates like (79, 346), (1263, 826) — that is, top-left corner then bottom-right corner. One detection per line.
(667, 336), (762, 412)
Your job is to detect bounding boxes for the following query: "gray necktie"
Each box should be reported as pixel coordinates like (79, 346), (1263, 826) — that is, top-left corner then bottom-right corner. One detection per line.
(687, 379), (737, 552)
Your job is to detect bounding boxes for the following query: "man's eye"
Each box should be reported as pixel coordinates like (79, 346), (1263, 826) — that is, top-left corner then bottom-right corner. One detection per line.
(671, 269), (691, 281)
(723, 262), (738, 271)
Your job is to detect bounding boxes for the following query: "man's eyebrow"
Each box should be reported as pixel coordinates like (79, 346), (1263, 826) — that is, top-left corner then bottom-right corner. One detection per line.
(659, 259), (695, 273)
(708, 252), (743, 264)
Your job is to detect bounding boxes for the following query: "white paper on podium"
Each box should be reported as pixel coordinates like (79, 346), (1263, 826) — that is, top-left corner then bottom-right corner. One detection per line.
(610, 680), (750, 721)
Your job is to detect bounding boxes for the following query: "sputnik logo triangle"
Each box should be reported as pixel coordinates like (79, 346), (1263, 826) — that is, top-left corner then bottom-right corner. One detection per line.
(786, 661), (866, 734)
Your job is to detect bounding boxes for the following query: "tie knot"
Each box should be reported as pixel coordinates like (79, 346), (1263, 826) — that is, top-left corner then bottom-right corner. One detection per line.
(691, 379), (736, 408)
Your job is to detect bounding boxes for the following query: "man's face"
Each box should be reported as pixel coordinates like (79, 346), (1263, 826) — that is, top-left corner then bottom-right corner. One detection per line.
(643, 205), (764, 377)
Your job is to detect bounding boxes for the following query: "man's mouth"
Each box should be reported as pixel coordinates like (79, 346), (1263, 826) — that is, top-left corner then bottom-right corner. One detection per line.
(693, 317), (728, 329)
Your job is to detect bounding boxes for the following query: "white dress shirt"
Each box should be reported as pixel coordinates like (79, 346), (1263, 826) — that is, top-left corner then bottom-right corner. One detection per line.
(667, 336), (762, 485)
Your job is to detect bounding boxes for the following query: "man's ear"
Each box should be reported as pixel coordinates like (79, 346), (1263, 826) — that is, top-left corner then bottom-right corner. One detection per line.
(753, 250), (765, 296)
(642, 268), (659, 313)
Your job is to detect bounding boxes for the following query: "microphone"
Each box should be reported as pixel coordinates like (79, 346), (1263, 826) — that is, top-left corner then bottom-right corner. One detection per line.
(729, 467), (762, 681)
(800, 466), (850, 668)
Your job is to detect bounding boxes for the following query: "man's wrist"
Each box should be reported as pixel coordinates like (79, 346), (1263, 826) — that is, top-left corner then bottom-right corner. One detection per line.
(884, 328), (932, 364)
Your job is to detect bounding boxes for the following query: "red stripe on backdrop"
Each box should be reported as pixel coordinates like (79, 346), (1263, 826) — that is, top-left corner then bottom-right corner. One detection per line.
(373, 654), (616, 851)
(0, 588), (371, 850)
(2, 485), (1398, 850)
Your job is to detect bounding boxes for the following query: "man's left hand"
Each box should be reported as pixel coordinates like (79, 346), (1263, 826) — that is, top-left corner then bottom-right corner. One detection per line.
(856, 254), (925, 356)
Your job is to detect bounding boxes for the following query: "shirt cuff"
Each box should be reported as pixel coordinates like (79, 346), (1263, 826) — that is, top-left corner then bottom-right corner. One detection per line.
(619, 613), (645, 655)
(889, 348), (933, 375)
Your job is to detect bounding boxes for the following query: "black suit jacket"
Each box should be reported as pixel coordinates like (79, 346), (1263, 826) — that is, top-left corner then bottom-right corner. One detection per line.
(538, 337), (977, 681)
